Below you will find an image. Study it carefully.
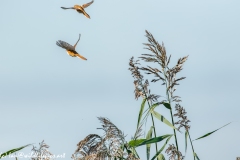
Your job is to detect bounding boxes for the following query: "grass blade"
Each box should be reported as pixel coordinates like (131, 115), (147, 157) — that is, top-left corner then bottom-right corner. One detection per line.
(137, 134), (172, 147)
(141, 102), (161, 123)
(163, 102), (171, 110)
(137, 98), (147, 128)
(129, 139), (146, 147)
(194, 152), (200, 160)
(150, 103), (161, 110)
(194, 122), (231, 141)
(157, 154), (165, 160)
(146, 126), (154, 160)
(151, 110), (178, 130)
(151, 135), (173, 160)
(132, 147), (140, 159)
(0, 144), (32, 159)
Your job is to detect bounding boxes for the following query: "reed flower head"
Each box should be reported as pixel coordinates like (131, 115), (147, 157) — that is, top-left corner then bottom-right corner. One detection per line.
(129, 57), (160, 102)
(72, 117), (138, 160)
(129, 57), (146, 100)
(174, 104), (190, 131)
(31, 140), (53, 160)
(165, 144), (184, 160)
(139, 30), (188, 102)
(129, 57), (143, 81)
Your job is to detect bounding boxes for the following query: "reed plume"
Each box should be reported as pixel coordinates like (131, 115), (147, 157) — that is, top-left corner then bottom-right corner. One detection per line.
(72, 117), (139, 160)
(31, 140), (53, 160)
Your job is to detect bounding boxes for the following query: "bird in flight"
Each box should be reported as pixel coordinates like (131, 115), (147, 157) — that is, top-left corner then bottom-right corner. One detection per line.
(56, 34), (87, 60)
(61, 0), (94, 19)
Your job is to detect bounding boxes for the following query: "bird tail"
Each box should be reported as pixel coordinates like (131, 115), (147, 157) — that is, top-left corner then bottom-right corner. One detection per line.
(82, 11), (90, 19)
(76, 54), (87, 60)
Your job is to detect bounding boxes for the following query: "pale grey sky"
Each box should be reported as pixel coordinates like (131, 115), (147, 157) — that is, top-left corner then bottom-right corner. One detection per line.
(1, 0), (240, 159)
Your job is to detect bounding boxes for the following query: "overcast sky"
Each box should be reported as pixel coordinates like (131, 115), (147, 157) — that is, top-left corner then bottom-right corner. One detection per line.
(1, 0), (240, 160)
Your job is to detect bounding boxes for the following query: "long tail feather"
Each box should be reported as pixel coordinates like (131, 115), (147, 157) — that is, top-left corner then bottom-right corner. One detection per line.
(83, 11), (90, 19)
(76, 54), (87, 60)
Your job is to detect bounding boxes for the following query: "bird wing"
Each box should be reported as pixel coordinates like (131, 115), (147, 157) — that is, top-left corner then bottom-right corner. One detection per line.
(81, 0), (94, 8)
(74, 34), (81, 49)
(56, 40), (75, 51)
(61, 7), (74, 9)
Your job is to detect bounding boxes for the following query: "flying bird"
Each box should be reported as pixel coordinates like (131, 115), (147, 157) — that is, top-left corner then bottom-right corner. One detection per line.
(56, 34), (87, 60)
(61, 0), (94, 19)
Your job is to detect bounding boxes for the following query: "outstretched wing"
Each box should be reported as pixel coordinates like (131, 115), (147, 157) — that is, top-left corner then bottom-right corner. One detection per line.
(74, 34), (81, 48)
(61, 7), (74, 10)
(82, 0), (94, 8)
(56, 40), (75, 51)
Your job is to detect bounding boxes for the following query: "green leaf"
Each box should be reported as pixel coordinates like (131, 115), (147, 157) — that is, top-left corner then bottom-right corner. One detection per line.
(157, 154), (165, 160)
(150, 103), (161, 110)
(163, 103), (171, 110)
(129, 139), (146, 147)
(146, 126), (154, 160)
(141, 102), (161, 123)
(137, 98), (147, 129)
(0, 144), (32, 159)
(137, 134), (172, 147)
(185, 130), (188, 153)
(151, 135), (172, 160)
(151, 110), (178, 130)
(194, 122), (231, 141)
(194, 152), (200, 160)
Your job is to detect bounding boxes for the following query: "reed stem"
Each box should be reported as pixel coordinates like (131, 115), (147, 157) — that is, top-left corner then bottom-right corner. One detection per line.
(187, 130), (196, 160)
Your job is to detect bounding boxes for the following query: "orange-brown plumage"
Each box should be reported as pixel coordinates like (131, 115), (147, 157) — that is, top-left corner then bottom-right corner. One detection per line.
(56, 34), (87, 61)
(61, 0), (94, 19)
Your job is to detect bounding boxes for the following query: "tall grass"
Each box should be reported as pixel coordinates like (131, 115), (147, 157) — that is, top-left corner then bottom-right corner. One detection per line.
(127, 30), (230, 160)
(66, 30), (230, 160)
